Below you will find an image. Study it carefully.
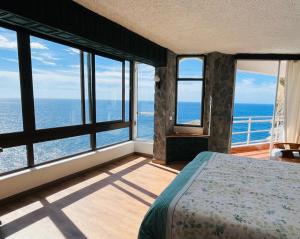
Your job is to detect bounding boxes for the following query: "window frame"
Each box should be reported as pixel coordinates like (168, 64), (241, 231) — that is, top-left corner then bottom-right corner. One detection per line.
(136, 62), (156, 141)
(175, 55), (206, 127)
(94, 54), (126, 124)
(0, 23), (133, 176)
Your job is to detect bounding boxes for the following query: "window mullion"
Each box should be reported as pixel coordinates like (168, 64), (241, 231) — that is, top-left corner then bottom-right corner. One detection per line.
(90, 53), (96, 150)
(17, 31), (35, 167)
(201, 79), (205, 127)
(129, 61), (134, 140)
(80, 51), (86, 125)
(122, 61), (125, 122)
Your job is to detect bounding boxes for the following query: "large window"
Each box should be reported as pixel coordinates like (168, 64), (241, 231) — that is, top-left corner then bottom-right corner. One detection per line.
(34, 135), (91, 164)
(136, 63), (155, 140)
(0, 27), (27, 173)
(176, 56), (205, 126)
(0, 27), (23, 134)
(0, 146), (27, 174)
(96, 128), (130, 148)
(0, 24), (132, 176)
(95, 55), (123, 122)
(31, 36), (82, 129)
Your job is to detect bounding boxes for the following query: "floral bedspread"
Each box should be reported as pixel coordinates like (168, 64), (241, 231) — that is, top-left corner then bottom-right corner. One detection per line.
(166, 153), (300, 239)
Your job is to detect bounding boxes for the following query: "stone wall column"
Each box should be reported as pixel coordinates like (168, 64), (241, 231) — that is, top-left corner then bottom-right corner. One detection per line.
(153, 50), (176, 161)
(204, 52), (236, 153)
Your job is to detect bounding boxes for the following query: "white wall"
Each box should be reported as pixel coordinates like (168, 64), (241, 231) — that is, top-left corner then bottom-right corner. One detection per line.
(0, 141), (135, 200)
(134, 140), (153, 155)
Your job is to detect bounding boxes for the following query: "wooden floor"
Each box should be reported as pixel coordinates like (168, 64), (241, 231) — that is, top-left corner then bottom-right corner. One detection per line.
(0, 154), (182, 239)
(232, 149), (270, 159)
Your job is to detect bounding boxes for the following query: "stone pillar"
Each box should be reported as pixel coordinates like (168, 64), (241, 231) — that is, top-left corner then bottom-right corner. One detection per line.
(204, 52), (236, 153)
(153, 50), (176, 161)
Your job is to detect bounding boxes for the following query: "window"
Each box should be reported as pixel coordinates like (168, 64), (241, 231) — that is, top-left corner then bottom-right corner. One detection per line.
(96, 128), (130, 148)
(31, 36), (82, 129)
(177, 81), (203, 125)
(0, 27), (23, 134)
(0, 146), (27, 173)
(95, 55), (123, 122)
(0, 27), (27, 174)
(176, 56), (205, 126)
(0, 26), (132, 176)
(136, 63), (155, 140)
(34, 135), (91, 164)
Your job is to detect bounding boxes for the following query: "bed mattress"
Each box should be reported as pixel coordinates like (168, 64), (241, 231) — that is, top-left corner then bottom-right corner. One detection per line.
(138, 151), (300, 239)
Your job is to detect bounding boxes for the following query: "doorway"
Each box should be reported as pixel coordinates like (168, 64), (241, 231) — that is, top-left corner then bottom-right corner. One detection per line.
(231, 60), (281, 158)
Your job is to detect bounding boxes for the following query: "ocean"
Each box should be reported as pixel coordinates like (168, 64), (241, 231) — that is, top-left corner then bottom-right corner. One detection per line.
(0, 99), (274, 173)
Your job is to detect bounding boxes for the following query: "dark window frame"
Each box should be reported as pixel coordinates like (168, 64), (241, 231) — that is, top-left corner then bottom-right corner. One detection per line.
(0, 23), (133, 176)
(175, 55), (206, 127)
(94, 53), (125, 124)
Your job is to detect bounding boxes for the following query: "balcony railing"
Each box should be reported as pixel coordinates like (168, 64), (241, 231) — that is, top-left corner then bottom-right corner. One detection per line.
(137, 111), (154, 116)
(137, 112), (284, 147)
(232, 116), (284, 146)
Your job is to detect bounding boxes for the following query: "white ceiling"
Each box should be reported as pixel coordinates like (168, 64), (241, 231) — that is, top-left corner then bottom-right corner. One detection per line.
(237, 60), (287, 77)
(74, 0), (300, 55)
(237, 60), (279, 76)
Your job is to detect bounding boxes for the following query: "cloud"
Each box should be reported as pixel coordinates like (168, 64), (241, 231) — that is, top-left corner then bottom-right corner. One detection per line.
(0, 70), (21, 98)
(30, 42), (48, 50)
(32, 68), (79, 83)
(31, 68), (80, 99)
(70, 64), (80, 68)
(0, 35), (17, 49)
(177, 81), (203, 102)
(0, 62), (156, 101)
(65, 47), (80, 55)
(0, 34), (48, 50)
(95, 70), (121, 81)
(235, 77), (276, 104)
(31, 56), (55, 65)
(31, 51), (60, 66)
(0, 70), (19, 79)
(1, 57), (18, 63)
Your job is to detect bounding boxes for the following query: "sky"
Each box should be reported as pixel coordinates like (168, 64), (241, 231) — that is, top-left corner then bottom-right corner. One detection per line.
(234, 70), (277, 104)
(0, 26), (277, 104)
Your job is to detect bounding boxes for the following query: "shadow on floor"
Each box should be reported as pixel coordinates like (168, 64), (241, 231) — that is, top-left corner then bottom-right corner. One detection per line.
(0, 155), (179, 238)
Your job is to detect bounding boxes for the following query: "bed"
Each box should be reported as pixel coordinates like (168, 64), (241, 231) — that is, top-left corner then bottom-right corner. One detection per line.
(138, 151), (300, 239)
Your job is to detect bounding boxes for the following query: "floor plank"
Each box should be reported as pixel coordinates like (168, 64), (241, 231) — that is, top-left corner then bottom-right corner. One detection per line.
(232, 149), (270, 159)
(0, 155), (179, 239)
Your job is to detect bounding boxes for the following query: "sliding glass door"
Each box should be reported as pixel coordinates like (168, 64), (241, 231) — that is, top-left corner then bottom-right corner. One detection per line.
(231, 60), (280, 152)
(136, 63), (155, 140)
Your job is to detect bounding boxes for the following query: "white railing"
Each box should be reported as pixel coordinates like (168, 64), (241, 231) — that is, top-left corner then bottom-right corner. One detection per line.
(137, 111), (154, 116)
(232, 116), (273, 146)
(137, 113), (284, 146)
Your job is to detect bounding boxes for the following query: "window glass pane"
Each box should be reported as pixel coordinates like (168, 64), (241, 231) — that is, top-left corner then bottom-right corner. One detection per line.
(0, 27), (23, 134)
(125, 61), (130, 121)
(31, 36), (82, 129)
(95, 56), (122, 122)
(178, 57), (203, 78)
(96, 128), (129, 148)
(177, 81), (202, 125)
(34, 135), (91, 164)
(137, 64), (155, 140)
(0, 146), (27, 174)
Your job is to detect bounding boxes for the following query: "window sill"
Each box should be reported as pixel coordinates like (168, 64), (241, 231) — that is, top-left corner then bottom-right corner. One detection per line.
(174, 125), (204, 135)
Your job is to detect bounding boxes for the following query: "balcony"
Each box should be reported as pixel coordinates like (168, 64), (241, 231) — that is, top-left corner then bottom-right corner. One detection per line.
(231, 115), (284, 159)
(232, 115), (283, 146)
